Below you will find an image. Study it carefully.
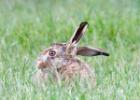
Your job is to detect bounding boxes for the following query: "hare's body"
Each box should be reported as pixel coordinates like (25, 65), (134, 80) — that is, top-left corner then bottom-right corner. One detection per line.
(33, 21), (109, 85)
(57, 58), (94, 80)
(33, 57), (96, 85)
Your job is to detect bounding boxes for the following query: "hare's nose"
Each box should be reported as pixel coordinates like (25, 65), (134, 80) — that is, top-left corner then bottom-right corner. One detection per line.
(37, 61), (46, 69)
(36, 55), (48, 69)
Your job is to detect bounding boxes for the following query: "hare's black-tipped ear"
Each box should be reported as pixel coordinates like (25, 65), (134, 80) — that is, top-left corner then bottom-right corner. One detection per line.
(77, 47), (109, 56)
(70, 21), (88, 44)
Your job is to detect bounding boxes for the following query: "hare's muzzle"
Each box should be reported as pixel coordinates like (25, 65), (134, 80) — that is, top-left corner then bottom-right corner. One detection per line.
(36, 55), (49, 69)
(36, 60), (46, 69)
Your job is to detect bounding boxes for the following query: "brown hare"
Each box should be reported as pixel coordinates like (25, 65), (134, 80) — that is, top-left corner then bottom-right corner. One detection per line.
(33, 21), (109, 85)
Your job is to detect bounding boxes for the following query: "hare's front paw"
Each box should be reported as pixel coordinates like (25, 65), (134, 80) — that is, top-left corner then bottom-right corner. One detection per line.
(32, 69), (48, 86)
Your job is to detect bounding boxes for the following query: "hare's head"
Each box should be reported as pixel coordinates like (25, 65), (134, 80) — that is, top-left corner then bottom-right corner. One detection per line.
(36, 21), (109, 70)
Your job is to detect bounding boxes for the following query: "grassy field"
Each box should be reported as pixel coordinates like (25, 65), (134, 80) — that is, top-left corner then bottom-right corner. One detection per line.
(0, 0), (140, 99)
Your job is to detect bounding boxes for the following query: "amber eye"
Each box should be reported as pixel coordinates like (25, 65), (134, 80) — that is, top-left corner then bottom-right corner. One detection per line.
(49, 50), (56, 56)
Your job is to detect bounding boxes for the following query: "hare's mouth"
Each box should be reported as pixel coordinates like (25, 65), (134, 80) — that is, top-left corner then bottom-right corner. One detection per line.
(36, 60), (51, 69)
(36, 60), (46, 68)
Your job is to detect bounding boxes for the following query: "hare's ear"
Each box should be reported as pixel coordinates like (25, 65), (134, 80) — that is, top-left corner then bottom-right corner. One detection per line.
(77, 47), (109, 56)
(70, 21), (88, 45)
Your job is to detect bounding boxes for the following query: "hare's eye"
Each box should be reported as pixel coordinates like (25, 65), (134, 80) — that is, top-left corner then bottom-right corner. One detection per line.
(49, 50), (56, 56)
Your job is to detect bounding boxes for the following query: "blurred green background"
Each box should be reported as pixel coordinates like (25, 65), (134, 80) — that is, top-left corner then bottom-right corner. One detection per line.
(0, 0), (140, 99)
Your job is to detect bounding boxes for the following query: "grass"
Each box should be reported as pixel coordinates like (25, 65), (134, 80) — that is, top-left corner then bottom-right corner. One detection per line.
(0, 0), (140, 99)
